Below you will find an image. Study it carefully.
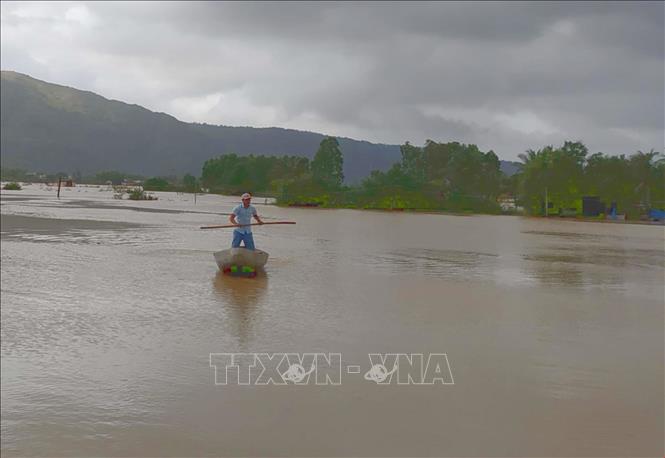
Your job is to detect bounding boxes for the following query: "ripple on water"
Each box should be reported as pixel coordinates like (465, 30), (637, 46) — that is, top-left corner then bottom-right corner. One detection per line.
(359, 248), (499, 280)
(523, 245), (664, 270)
(1, 214), (165, 246)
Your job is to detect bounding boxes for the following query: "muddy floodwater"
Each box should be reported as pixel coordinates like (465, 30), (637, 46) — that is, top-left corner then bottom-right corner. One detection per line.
(1, 184), (663, 456)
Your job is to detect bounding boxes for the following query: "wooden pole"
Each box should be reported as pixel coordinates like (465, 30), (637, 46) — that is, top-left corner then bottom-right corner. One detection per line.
(57, 177), (62, 199)
(201, 221), (296, 230)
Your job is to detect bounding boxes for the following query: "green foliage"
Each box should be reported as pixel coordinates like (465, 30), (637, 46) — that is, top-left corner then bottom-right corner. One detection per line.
(143, 177), (170, 191)
(137, 174), (202, 193)
(311, 137), (344, 189)
(275, 139), (504, 213)
(0, 168), (86, 183)
(355, 164), (436, 209)
(0, 167), (29, 182)
(3, 182), (22, 190)
(348, 140), (502, 211)
(499, 171), (520, 198)
(517, 142), (663, 217)
(278, 174), (331, 205)
(201, 153), (309, 194)
(399, 141), (426, 185)
(517, 141), (587, 215)
(182, 173), (200, 193)
(127, 188), (157, 200)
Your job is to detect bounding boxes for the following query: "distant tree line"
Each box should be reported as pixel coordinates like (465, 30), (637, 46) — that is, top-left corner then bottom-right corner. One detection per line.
(0, 168), (202, 194)
(274, 138), (664, 217)
(200, 153), (310, 194)
(3, 137), (662, 218)
(351, 140), (504, 212)
(0, 168), (77, 183)
(517, 141), (663, 217)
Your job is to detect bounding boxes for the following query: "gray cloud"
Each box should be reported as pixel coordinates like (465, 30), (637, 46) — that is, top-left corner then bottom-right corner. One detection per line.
(1, 1), (663, 160)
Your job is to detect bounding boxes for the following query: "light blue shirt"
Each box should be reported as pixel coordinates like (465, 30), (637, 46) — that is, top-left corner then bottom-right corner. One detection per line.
(232, 204), (257, 234)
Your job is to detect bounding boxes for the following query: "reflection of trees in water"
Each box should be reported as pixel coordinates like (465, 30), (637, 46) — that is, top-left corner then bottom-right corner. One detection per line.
(528, 244), (664, 270)
(521, 244), (634, 289)
(366, 248), (498, 280)
(519, 227), (665, 290)
(524, 245), (627, 268)
(212, 271), (268, 347)
(523, 257), (585, 287)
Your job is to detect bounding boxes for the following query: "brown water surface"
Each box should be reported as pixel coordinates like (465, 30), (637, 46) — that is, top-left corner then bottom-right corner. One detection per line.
(1, 185), (663, 456)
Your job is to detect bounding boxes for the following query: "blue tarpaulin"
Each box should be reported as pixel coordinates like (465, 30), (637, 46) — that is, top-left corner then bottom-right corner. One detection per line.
(648, 209), (665, 221)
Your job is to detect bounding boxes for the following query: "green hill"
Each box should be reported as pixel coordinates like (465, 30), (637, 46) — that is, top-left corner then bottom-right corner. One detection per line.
(0, 71), (402, 181)
(0, 70), (518, 180)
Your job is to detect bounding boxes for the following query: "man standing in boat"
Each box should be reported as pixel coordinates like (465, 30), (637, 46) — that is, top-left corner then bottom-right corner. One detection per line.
(229, 193), (263, 250)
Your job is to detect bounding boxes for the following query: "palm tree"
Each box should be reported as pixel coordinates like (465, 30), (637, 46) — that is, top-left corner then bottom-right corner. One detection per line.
(632, 149), (662, 207)
(517, 149), (537, 165)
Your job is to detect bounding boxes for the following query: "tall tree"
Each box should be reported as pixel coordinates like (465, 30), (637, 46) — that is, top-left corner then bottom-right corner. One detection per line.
(400, 141), (425, 185)
(422, 140), (454, 183)
(631, 149), (662, 207)
(311, 137), (344, 188)
(182, 173), (200, 192)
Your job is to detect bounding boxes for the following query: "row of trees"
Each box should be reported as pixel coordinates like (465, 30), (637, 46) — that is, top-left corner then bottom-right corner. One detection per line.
(0, 167), (203, 194)
(200, 153), (310, 194)
(156, 137), (665, 216)
(4, 137), (662, 217)
(518, 142), (663, 217)
(140, 174), (201, 193)
(352, 140), (504, 211)
(0, 167), (84, 183)
(277, 138), (507, 212)
(0, 168), (146, 185)
(276, 138), (663, 216)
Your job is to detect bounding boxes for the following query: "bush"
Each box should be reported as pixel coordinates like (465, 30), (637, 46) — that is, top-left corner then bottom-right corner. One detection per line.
(143, 177), (171, 191)
(3, 182), (22, 190)
(127, 188), (157, 200)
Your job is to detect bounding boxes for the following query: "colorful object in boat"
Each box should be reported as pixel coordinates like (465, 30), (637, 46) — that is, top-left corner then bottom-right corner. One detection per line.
(223, 265), (257, 278)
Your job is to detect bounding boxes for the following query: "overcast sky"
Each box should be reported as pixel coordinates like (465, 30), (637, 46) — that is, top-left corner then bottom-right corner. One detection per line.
(1, 1), (663, 160)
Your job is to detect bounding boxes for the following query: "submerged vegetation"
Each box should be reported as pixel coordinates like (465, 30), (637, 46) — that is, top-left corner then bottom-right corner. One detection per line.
(112, 186), (157, 200)
(127, 188), (157, 201)
(2, 182), (22, 190)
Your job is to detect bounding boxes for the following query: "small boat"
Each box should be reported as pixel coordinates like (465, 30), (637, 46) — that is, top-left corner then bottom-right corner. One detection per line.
(214, 248), (269, 277)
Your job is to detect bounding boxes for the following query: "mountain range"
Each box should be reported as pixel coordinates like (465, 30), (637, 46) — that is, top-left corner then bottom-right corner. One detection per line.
(0, 71), (520, 181)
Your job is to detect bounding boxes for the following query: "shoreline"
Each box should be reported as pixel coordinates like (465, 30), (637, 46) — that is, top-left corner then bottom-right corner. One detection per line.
(276, 203), (665, 226)
(3, 184), (662, 227)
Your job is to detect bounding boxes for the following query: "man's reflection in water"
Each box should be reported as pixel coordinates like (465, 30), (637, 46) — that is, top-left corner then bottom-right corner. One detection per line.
(212, 270), (268, 347)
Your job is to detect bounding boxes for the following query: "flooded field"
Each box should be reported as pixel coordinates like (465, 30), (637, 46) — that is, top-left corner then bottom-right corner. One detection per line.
(1, 184), (663, 456)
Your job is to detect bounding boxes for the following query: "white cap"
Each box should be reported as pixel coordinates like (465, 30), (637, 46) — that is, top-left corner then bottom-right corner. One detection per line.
(241, 193), (251, 200)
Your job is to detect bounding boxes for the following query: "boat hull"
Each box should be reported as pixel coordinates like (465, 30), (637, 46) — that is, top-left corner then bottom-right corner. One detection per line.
(213, 248), (269, 272)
